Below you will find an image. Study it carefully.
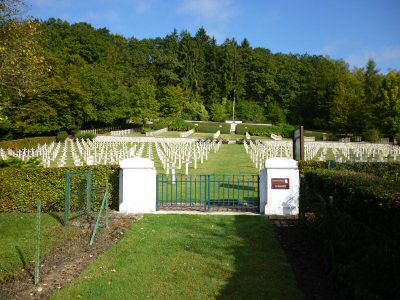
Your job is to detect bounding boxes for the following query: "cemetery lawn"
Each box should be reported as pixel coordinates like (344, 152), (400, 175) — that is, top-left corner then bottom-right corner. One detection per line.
(51, 214), (303, 300)
(0, 213), (76, 280)
(153, 143), (257, 175)
(192, 144), (258, 174)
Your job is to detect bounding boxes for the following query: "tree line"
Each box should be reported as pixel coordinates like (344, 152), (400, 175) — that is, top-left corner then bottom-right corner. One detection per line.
(1, 3), (400, 140)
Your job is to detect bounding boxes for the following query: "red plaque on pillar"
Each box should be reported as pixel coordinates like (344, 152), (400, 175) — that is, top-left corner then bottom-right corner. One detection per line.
(271, 178), (290, 189)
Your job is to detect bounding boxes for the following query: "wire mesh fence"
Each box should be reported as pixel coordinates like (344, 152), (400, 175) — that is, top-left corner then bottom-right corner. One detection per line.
(0, 171), (132, 299)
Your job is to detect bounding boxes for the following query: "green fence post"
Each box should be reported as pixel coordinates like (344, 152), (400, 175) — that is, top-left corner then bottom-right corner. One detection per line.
(64, 170), (71, 226)
(35, 200), (42, 286)
(200, 175), (202, 207)
(90, 185), (109, 246)
(237, 177), (241, 208)
(207, 175), (211, 211)
(106, 183), (109, 228)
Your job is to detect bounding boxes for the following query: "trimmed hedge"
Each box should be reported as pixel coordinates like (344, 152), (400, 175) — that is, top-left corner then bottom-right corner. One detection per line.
(56, 131), (68, 142)
(300, 169), (400, 299)
(298, 160), (328, 171)
(0, 165), (119, 213)
(0, 136), (56, 150)
(194, 122), (230, 134)
(299, 161), (400, 182)
(236, 123), (295, 138)
(150, 118), (194, 132)
(334, 161), (400, 182)
(169, 119), (194, 131)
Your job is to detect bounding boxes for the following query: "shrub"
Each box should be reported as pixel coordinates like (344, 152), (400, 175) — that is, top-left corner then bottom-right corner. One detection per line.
(182, 101), (209, 121)
(210, 102), (229, 122)
(151, 118), (171, 130)
(168, 118), (194, 131)
(300, 169), (400, 299)
(298, 161), (400, 182)
(56, 131), (68, 142)
(236, 123), (295, 138)
(334, 161), (400, 182)
(195, 122), (230, 134)
(236, 100), (266, 123)
(267, 102), (286, 125)
(395, 132), (400, 144)
(141, 127), (153, 134)
(0, 119), (12, 140)
(0, 165), (119, 213)
(220, 138), (229, 144)
(362, 128), (380, 143)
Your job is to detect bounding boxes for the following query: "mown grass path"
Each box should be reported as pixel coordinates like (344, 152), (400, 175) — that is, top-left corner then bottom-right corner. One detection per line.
(155, 144), (257, 175)
(192, 144), (257, 174)
(51, 214), (303, 299)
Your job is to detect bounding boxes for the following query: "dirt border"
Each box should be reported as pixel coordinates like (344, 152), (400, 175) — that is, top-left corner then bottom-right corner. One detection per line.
(0, 212), (142, 300)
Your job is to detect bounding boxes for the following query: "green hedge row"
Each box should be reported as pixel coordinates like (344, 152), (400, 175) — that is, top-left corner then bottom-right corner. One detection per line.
(298, 160), (328, 171)
(236, 124), (295, 138)
(300, 169), (400, 299)
(150, 119), (195, 132)
(299, 161), (400, 182)
(0, 165), (119, 213)
(334, 161), (400, 181)
(193, 122), (230, 134)
(168, 119), (194, 131)
(0, 136), (56, 150)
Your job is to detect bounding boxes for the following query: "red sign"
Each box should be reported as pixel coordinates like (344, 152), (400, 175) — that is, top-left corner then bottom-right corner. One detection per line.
(271, 178), (290, 189)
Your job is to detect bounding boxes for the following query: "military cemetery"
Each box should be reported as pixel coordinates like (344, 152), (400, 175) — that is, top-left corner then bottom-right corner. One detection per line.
(1, 0), (400, 299)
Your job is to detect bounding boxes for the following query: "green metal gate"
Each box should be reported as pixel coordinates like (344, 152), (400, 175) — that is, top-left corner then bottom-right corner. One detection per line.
(64, 170), (93, 226)
(156, 174), (259, 212)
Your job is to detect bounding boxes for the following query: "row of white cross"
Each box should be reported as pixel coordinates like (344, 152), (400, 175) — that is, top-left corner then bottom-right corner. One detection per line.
(244, 140), (292, 169)
(155, 139), (222, 175)
(3, 137), (399, 170)
(0, 137), (222, 174)
(110, 129), (136, 136)
(244, 140), (400, 169)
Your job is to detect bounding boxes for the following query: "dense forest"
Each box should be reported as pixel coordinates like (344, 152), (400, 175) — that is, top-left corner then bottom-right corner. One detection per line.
(1, 2), (400, 140)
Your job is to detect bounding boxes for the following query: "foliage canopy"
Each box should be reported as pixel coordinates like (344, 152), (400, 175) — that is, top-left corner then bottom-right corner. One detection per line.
(0, 4), (399, 139)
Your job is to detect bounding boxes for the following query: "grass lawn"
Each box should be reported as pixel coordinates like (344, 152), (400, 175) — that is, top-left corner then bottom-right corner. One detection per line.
(51, 214), (303, 300)
(0, 213), (76, 280)
(152, 144), (257, 175)
(219, 133), (245, 139)
(191, 144), (257, 175)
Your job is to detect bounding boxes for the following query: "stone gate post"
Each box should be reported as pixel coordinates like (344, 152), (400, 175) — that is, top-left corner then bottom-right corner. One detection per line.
(119, 158), (157, 213)
(259, 157), (299, 216)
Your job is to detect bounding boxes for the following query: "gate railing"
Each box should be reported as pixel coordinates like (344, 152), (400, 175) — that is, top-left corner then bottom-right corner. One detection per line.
(157, 174), (259, 212)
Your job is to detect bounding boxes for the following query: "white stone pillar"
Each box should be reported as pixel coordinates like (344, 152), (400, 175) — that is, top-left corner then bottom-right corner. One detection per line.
(119, 158), (157, 213)
(259, 157), (299, 216)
